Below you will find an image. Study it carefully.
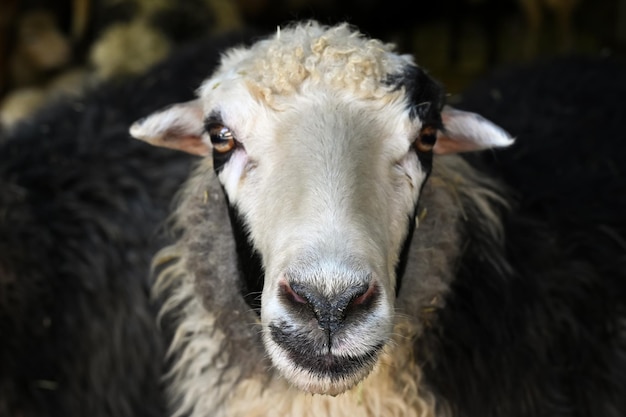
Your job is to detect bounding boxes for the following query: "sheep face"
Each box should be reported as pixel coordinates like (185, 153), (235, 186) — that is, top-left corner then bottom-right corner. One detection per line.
(130, 21), (512, 396)
(224, 93), (426, 396)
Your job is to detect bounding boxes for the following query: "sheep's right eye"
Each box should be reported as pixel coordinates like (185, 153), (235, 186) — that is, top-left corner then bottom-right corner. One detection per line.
(206, 123), (237, 154)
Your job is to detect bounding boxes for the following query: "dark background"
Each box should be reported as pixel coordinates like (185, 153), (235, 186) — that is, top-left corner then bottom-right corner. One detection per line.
(1, 0), (624, 131)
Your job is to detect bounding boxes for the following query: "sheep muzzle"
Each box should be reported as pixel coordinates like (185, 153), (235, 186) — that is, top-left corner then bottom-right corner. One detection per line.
(261, 263), (393, 395)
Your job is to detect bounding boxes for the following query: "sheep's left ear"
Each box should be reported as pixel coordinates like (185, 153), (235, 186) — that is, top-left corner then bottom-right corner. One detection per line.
(434, 106), (514, 154)
(129, 99), (209, 156)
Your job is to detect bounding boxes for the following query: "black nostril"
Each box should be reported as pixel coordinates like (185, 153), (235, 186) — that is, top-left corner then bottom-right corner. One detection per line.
(349, 281), (378, 308)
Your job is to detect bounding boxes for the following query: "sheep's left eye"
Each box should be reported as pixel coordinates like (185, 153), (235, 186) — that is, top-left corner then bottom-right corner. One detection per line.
(415, 125), (437, 153)
(206, 123), (236, 154)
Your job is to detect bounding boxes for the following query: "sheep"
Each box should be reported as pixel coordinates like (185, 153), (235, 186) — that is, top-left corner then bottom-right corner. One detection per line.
(0, 30), (257, 417)
(130, 20), (626, 417)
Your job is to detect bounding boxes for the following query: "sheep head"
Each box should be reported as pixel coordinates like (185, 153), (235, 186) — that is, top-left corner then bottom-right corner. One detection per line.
(130, 21), (512, 396)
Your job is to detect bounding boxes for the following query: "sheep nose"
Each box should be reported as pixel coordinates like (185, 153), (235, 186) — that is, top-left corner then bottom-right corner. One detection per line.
(279, 279), (379, 334)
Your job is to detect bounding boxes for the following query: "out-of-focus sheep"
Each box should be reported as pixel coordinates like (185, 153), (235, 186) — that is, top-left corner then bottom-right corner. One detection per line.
(0, 30), (257, 417)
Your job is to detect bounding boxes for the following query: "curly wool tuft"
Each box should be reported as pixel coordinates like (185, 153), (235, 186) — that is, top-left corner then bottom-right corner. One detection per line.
(202, 22), (413, 107)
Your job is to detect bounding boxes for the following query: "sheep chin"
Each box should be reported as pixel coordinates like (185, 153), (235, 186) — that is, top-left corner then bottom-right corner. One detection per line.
(263, 330), (382, 396)
(280, 358), (376, 396)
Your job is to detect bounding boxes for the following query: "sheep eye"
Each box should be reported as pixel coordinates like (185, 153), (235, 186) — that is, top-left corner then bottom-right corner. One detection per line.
(415, 125), (437, 153)
(206, 123), (236, 154)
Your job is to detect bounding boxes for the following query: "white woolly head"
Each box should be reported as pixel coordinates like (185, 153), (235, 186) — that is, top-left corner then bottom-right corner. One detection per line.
(130, 20), (513, 398)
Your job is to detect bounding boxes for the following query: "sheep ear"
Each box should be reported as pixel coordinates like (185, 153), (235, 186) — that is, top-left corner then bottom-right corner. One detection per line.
(434, 106), (514, 154)
(129, 99), (209, 156)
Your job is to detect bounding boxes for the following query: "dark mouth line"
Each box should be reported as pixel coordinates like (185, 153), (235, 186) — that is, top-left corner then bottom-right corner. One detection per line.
(270, 324), (383, 379)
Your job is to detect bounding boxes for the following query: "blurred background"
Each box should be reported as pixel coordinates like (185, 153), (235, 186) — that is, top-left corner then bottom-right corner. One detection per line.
(1, 0), (624, 132)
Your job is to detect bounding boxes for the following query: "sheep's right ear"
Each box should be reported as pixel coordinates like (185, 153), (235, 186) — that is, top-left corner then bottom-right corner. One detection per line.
(129, 99), (209, 156)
